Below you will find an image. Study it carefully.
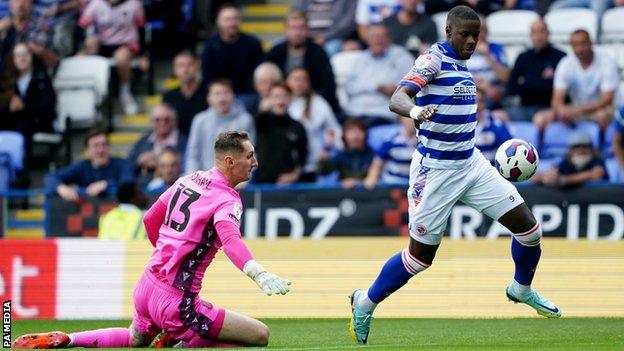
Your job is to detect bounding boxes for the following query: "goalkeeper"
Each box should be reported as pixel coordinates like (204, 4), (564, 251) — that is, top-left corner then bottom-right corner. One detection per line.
(13, 131), (291, 349)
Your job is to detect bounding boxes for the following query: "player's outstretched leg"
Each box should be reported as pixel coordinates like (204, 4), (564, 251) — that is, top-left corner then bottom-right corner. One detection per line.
(499, 204), (561, 318)
(349, 239), (436, 344)
(12, 331), (70, 349)
(12, 325), (157, 349)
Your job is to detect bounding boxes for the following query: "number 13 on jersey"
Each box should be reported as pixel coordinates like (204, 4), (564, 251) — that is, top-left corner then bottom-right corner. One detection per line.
(164, 184), (201, 232)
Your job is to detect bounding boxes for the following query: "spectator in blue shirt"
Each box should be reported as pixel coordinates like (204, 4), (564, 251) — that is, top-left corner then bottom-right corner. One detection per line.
(475, 87), (512, 163)
(318, 118), (375, 189)
(537, 132), (607, 188)
(47, 127), (134, 201)
(363, 116), (417, 189)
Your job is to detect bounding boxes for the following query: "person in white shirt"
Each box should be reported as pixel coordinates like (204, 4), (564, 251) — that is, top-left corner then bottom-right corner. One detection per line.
(533, 29), (619, 131)
(344, 24), (414, 126)
(286, 67), (343, 181)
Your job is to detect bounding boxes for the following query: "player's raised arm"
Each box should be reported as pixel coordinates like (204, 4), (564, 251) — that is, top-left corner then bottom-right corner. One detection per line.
(390, 48), (441, 123)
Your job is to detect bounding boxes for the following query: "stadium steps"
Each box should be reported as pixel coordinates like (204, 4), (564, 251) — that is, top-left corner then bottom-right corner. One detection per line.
(15, 209), (44, 221)
(241, 2), (290, 49)
(5, 228), (44, 238)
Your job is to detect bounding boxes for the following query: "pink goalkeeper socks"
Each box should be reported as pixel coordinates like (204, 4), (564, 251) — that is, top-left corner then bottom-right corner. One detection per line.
(70, 328), (131, 348)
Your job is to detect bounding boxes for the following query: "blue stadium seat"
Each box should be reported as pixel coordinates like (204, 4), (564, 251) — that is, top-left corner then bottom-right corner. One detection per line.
(603, 123), (616, 159)
(542, 122), (600, 159)
(605, 158), (623, 183)
(0, 131), (24, 172)
(0, 152), (11, 192)
(508, 121), (539, 149)
(537, 157), (561, 174)
(367, 124), (402, 154)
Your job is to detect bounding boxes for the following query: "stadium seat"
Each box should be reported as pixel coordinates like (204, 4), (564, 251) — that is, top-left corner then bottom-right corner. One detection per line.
(486, 10), (539, 46)
(54, 55), (111, 132)
(600, 7), (624, 43)
(432, 12), (448, 41)
(536, 156), (561, 174)
(367, 124), (402, 153)
(605, 157), (624, 182)
(330, 50), (363, 110)
(603, 123), (616, 159)
(503, 44), (526, 67)
(542, 121), (601, 159)
(0, 132), (25, 190)
(0, 131), (24, 171)
(508, 121), (539, 149)
(545, 8), (597, 45)
(0, 152), (11, 192)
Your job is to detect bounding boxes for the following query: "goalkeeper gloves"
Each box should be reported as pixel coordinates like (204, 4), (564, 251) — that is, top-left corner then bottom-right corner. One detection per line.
(243, 260), (291, 296)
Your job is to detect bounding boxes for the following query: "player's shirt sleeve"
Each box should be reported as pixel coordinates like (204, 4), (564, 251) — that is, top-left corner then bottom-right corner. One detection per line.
(133, 0), (146, 27)
(214, 199), (243, 228)
(398, 46), (442, 93)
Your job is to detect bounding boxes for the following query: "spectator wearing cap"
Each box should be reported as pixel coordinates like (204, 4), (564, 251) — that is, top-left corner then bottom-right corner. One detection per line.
(536, 133), (607, 188)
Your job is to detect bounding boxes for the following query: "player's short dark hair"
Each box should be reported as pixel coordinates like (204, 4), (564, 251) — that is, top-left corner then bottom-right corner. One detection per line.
(214, 131), (250, 154)
(117, 182), (140, 204)
(208, 78), (233, 93)
(84, 126), (108, 147)
(446, 5), (480, 28)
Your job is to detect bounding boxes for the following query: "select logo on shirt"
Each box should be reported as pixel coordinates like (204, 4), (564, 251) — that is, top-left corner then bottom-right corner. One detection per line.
(453, 79), (476, 100)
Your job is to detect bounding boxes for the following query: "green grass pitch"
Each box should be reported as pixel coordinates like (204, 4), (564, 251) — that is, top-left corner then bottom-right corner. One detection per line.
(12, 318), (624, 350)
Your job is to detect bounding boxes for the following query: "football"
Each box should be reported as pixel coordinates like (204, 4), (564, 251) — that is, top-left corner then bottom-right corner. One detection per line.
(495, 139), (539, 182)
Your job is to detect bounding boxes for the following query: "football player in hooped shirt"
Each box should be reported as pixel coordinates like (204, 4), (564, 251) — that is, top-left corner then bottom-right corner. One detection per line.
(13, 131), (291, 349)
(349, 5), (561, 345)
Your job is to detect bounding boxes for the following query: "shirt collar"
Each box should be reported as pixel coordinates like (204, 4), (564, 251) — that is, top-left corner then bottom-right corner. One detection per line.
(440, 41), (461, 60)
(148, 130), (179, 151)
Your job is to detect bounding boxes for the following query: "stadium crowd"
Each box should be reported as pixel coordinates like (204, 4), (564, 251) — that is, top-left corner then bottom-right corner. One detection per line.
(0, 0), (623, 203)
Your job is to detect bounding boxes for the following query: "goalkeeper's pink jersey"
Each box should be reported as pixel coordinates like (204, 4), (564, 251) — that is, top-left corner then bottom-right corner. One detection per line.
(146, 168), (243, 294)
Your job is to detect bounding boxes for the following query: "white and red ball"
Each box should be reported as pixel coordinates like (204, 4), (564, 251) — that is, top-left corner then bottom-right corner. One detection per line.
(495, 139), (539, 182)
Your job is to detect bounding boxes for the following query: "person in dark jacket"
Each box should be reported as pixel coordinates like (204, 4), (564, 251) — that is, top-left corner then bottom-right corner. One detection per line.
(200, 3), (263, 99)
(0, 42), (55, 155)
(162, 50), (206, 136)
(265, 11), (340, 114)
(506, 19), (566, 122)
(46, 127), (134, 201)
(254, 82), (308, 184)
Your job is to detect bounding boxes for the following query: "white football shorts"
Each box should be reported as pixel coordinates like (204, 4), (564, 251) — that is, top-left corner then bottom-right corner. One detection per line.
(407, 149), (523, 245)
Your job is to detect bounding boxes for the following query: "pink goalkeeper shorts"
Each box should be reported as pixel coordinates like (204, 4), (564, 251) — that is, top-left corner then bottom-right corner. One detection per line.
(132, 270), (225, 346)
